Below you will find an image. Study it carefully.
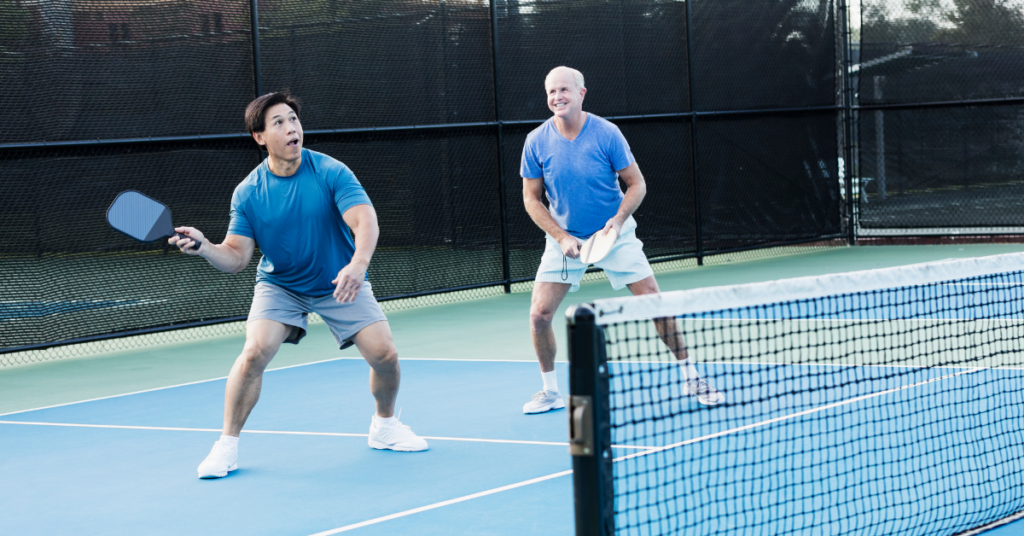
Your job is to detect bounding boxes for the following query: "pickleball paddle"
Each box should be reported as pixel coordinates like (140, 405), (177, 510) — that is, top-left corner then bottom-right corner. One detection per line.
(106, 190), (201, 251)
(579, 227), (618, 264)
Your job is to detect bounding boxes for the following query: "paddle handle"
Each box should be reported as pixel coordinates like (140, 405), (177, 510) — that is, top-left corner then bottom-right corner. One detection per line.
(173, 232), (202, 252)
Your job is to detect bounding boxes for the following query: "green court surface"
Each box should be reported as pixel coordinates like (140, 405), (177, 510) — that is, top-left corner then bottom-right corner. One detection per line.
(3, 243), (1024, 417)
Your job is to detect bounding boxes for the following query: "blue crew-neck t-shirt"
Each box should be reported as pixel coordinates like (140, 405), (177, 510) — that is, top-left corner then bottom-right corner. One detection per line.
(520, 114), (635, 239)
(227, 149), (372, 296)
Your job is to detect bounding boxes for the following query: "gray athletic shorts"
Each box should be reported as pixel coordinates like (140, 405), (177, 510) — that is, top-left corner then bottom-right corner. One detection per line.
(248, 281), (388, 349)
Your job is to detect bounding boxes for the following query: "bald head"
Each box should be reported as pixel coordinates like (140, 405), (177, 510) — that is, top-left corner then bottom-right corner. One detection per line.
(545, 66), (585, 91)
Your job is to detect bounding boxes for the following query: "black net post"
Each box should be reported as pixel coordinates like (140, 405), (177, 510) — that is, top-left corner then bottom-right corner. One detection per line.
(566, 304), (613, 535)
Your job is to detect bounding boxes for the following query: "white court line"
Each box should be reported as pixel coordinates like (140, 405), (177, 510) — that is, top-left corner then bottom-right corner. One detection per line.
(0, 357), (550, 418)
(305, 367), (978, 535)
(612, 368), (980, 463)
(306, 470), (577, 535)
(0, 356), (347, 418)
(955, 509), (1024, 536)
(0, 420), (652, 450)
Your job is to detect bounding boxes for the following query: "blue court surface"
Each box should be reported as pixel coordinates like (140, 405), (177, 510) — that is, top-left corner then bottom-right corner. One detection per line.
(4, 356), (1024, 535)
(0, 359), (578, 535)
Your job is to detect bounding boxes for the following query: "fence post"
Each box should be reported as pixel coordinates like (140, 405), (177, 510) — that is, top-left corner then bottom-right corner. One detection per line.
(490, 0), (512, 293)
(250, 0), (262, 98)
(839, 0), (857, 244)
(684, 0), (703, 264)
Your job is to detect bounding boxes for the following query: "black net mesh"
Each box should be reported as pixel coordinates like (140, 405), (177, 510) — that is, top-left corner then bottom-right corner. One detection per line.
(859, 0), (1024, 104)
(0, 0), (846, 358)
(496, 0), (691, 120)
(619, 121), (698, 259)
(586, 261), (1024, 535)
(258, 0), (495, 130)
(0, 141), (261, 351)
(858, 105), (1024, 228)
(0, 1), (254, 144)
(691, 0), (837, 111)
(696, 112), (842, 251)
(305, 129), (505, 297)
(856, 0), (1024, 229)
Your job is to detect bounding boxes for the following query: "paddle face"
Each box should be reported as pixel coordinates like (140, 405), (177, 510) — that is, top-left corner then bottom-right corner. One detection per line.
(579, 227), (618, 264)
(106, 191), (200, 250)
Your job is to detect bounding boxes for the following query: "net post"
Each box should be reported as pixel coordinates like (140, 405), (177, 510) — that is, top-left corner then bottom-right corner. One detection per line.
(566, 304), (613, 535)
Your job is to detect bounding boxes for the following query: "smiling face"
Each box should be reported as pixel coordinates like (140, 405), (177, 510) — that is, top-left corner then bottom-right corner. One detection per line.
(253, 102), (303, 166)
(545, 68), (586, 120)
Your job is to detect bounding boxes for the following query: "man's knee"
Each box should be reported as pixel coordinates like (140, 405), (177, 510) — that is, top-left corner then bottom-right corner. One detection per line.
(628, 275), (660, 296)
(530, 305), (556, 329)
(239, 333), (285, 372)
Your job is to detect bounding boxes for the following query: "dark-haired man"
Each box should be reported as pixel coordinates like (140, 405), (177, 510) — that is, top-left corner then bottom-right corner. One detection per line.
(520, 67), (724, 414)
(171, 92), (427, 479)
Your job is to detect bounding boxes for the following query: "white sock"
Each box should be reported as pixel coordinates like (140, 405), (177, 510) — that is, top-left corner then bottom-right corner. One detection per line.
(373, 414), (398, 426)
(219, 434), (239, 449)
(542, 370), (559, 393)
(678, 359), (699, 382)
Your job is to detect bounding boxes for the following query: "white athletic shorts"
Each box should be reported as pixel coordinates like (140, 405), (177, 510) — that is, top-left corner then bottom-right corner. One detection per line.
(535, 215), (654, 292)
(247, 281), (387, 349)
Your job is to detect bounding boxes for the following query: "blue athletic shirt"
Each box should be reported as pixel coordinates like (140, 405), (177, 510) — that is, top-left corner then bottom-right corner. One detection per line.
(520, 114), (635, 238)
(228, 149), (372, 296)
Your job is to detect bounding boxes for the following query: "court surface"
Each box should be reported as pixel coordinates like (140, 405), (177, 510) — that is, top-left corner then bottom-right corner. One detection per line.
(4, 244), (1024, 535)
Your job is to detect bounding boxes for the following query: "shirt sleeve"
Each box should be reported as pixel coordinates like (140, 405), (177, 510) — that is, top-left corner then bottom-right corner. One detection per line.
(607, 125), (636, 172)
(226, 185), (254, 239)
(520, 134), (544, 179)
(330, 162), (372, 214)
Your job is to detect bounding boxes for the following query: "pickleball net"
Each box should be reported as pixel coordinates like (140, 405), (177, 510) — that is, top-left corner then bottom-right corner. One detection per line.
(567, 252), (1024, 535)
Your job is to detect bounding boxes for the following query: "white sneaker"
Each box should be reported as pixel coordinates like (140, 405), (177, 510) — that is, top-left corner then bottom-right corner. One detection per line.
(684, 378), (725, 406)
(523, 390), (565, 414)
(197, 439), (238, 479)
(368, 415), (429, 452)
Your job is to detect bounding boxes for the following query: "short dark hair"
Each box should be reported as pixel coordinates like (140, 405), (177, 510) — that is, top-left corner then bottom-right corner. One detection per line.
(245, 92), (301, 135)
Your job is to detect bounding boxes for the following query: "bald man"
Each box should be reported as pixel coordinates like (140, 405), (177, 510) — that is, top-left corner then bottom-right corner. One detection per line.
(519, 66), (724, 414)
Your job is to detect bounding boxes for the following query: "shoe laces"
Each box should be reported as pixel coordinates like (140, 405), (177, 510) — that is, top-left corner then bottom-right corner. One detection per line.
(532, 390), (554, 401)
(696, 379), (718, 395)
(377, 409), (411, 431)
(688, 379), (713, 395)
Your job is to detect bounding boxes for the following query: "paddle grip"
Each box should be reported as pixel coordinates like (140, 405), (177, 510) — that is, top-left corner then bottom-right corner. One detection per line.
(173, 233), (202, 252)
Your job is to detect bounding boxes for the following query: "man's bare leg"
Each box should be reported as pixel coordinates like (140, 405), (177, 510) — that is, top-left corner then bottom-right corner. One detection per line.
(524, 281), (573, 413)
(352, 320), (399, 418)
(353, 320), (428, 451)
(199, 319), (294, 478)
(530, 281), (573, 373)
(627, 275), (724, 405)
(223, 319), (294, 436)
(626, 276), (689, 361)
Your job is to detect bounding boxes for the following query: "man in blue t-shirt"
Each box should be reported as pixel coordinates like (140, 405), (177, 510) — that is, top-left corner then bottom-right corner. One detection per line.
(520, 67), (725, 414)
(170, 92), (427, 479)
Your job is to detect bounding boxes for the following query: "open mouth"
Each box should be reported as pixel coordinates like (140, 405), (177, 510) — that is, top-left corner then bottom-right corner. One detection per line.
(287, 137), (300, 147)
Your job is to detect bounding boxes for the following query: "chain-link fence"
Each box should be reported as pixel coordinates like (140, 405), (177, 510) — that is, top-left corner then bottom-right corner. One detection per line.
(1, 0), (848, 360)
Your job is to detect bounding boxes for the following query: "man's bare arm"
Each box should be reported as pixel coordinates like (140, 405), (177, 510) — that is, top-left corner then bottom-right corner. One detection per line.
(523, 176), (582, 258)
(333, 204), (379, 303)
(601, 162), (646, 234)
(170, 229), (255, 274)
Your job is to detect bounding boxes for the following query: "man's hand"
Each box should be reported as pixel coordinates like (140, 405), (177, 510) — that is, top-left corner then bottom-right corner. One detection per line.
(600, 218), (624, 238)
(559, 234), (583, 259)
(332, 261), (368, 303)
(168, 226), (206, 256)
